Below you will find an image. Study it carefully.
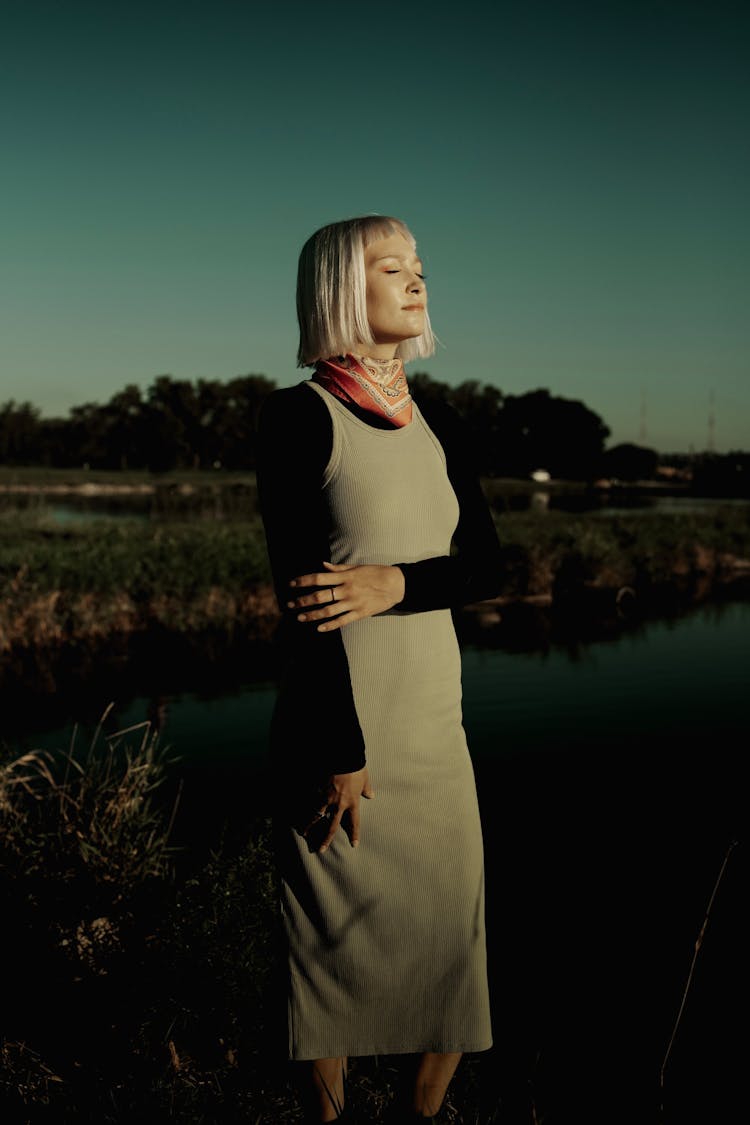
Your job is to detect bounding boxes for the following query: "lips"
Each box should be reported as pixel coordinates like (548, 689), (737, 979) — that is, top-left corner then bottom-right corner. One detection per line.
(402, 305), (424, 310)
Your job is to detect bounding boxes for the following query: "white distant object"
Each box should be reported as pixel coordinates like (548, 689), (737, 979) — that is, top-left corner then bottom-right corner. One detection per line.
(531, 469), (551, 483)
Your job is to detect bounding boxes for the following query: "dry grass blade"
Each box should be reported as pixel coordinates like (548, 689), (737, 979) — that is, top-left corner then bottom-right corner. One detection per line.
(0, 749), (58, 800)
(659, 839), (739, 1117)
(90, 700), (115, 757)
(1, 704), (179, 884)
(0, 1039), (66, 1106)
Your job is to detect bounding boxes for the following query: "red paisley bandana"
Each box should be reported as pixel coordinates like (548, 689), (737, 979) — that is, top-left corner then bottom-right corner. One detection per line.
(312, 353), (413, 427)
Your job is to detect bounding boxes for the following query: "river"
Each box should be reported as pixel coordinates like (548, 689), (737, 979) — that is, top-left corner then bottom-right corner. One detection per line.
(5, 487), (750, 527)
(3, 598), (745, 1120)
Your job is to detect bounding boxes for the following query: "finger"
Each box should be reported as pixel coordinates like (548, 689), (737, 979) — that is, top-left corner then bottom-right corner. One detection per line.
(346, 803), (361, 848)
(361, 767), (375, 799)
(319, 808), (344, 853)
(322, 561), (355, 571)
(292, 587), (351, 610)
(301, 807), (329, 836)
(316, 610), (360, 633)
(289, 572), (347, 589)
(297, 601), (353, 623)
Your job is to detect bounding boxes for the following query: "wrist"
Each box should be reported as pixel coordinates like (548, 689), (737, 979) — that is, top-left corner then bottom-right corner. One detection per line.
(390, 565), (406, 605)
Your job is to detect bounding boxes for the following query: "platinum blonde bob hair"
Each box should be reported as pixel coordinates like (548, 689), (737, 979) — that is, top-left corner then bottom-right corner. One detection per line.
(296, 215), (436, 367)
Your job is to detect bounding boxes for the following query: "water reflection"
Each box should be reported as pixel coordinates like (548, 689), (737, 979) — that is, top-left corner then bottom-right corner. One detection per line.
(529, 489), (550, 512)
(49, 502), (150, 526)
(3, 486), (749, 525)
(4, 597), (747, 773)
(0, 482), (257, 523)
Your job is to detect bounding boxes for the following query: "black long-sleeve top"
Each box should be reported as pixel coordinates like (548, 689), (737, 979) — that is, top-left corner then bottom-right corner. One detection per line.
(256, 382), (503, 778)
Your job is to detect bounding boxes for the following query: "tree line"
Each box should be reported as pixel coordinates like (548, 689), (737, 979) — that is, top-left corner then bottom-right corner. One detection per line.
(0, 372), (747, 486)
(0, 376), (275, 473)
(2, 372), (609, 477)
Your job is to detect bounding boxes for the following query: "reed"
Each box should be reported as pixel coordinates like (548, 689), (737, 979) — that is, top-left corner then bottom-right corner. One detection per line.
(0, 706), (179, 900)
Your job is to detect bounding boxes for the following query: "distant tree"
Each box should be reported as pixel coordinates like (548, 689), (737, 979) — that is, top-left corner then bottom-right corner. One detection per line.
(410, 373), (505, 476)
(66, 401), (112, 467)
(495, 389), (610, 479)
(0, 370), (618, 478)
(141, 376), (201, 470)
(691, 451), (750, 497)
(36, 415), (75, 466)
(102, 384), (148, 469)
(448, 380), (504, 476)
(198, 375), (276, 469)
(136, 373), (276, 470)
(409, 371), (454, 408)
(600, 443), (659, 481)
(0, 401), (43, 464)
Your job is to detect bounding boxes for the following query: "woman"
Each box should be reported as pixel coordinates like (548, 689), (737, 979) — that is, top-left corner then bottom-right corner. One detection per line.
(256, 215), (503, 1122)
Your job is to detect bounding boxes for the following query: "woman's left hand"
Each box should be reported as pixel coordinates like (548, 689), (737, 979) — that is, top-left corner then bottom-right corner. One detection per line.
(287, 561), (405, 632)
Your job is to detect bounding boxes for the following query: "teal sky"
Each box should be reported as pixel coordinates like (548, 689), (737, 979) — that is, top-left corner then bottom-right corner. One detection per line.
(2, 0), (748, 453)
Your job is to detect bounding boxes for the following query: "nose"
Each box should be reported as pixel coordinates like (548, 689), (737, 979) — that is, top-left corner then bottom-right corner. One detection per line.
(407, 271), (424, 294)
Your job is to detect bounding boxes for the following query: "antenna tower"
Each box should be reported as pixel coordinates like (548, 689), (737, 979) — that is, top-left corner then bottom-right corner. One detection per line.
(707, 389), (716, 453)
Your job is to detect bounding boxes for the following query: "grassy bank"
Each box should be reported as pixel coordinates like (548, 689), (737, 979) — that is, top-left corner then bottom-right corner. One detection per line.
(0, 511), (274, 653)
(0, 726), (497, 1123)
(0, 724), (287, 1122)
(1, 506), (749, 653)
(2, 709), (737, 1122)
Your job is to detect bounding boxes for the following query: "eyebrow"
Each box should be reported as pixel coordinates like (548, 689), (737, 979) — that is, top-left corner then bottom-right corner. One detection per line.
(372, 254), (423, 266)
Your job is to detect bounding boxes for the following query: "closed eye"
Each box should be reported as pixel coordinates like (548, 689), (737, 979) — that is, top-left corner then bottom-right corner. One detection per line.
(385, 270), (428, 279)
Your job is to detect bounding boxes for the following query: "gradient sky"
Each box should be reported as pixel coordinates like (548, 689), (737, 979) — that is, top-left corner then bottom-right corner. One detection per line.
(2, 0), (748, 452)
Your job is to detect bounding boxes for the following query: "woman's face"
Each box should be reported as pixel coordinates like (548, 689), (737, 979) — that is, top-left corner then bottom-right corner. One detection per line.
(360, 232), (427, 357)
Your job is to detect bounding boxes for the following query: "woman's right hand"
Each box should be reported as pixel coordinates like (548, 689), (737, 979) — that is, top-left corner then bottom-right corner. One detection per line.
(304, 767), (375, 853)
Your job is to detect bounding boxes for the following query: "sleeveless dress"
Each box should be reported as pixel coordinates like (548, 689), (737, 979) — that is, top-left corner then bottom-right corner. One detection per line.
(261, 380), (494, 1060)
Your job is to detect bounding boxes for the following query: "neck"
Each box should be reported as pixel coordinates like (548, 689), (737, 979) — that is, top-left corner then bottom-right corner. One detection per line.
(353, 341), (399, 361)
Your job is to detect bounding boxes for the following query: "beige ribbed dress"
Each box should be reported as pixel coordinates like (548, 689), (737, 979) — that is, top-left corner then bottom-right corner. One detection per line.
(276, 381), (492, 1060)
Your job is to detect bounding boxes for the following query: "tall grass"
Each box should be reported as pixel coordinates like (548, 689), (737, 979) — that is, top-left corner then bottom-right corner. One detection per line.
(0, 714), (283, 1121)
(0, 716), (501, 1122)
(0, 707), (178, 913)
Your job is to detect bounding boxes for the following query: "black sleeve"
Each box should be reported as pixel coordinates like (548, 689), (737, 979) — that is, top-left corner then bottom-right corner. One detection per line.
(394, 397), (503, 612)
(256, 385), (366, 775)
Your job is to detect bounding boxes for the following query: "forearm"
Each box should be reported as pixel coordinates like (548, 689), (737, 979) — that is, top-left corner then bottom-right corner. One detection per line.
(394, 552), (501, 612)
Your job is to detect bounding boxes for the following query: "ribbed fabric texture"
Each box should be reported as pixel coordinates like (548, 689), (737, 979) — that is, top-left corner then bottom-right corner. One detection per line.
(276, 382), (493, 1060)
